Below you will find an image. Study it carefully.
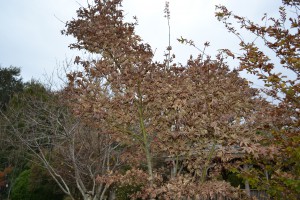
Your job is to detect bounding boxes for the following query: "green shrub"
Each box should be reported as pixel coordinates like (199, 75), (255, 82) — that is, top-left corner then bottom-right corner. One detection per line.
(115, 184), (142, 200)
(11, 170), (32, 200)
(11, 168), (64, 200)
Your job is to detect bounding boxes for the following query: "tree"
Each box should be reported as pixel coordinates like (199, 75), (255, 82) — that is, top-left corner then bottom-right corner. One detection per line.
(2, 81), (125, 200)
(0, 66), (24, 199)
(63, 0), (268, 198)
(0, 66), (23, 111)
(216, 0), (299, 198)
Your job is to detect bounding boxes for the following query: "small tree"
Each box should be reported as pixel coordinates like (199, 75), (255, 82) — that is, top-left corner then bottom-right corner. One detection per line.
(216, 0), (299, 198)
(3, 81), (123, 200)
(0, 66), (23, 111)
(63, 0), (269, 198)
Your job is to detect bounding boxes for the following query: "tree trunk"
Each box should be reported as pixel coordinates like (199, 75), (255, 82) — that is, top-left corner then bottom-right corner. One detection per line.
(244, 164), (251, 197)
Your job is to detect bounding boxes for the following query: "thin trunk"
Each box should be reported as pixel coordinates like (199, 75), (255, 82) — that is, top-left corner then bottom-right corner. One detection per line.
(108, 188), (116, 200)
(201, 142), (216, 183)
(265, 169), (269, 181)
(244, 164), (251, 197)
(144, 143), (153, 184)
(137, 83), (153, 185)
(171, 156), (179, 178)
(99, 185), (109, 200)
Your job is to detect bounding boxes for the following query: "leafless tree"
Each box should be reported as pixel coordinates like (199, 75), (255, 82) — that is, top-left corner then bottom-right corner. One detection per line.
(2, 88), (123, 200)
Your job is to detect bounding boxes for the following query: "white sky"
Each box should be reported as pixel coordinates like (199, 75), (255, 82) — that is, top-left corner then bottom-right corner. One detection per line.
(0, 0), (282, 84)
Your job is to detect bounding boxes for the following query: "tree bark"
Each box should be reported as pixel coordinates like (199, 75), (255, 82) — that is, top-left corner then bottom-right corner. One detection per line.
(244, 164), (251, 197)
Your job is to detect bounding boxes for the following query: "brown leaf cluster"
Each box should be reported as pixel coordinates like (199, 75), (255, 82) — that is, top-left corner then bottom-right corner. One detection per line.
(61, 0), (281, 198)
(216, 1), (300, 198)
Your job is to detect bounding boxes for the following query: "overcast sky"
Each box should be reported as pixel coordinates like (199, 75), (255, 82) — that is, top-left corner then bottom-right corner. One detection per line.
(0, 0), (282, 85)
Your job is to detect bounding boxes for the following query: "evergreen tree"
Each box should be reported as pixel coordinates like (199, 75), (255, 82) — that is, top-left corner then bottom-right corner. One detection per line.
(0, 66), (23, 111)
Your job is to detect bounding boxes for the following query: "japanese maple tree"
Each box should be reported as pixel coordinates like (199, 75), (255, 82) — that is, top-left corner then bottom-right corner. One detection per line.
(63, 0), (270, 199)
(216, 0), (299, 198)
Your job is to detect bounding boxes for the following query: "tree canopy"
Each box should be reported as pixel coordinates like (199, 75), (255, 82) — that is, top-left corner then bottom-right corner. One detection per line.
(0, 66), (23, 111)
